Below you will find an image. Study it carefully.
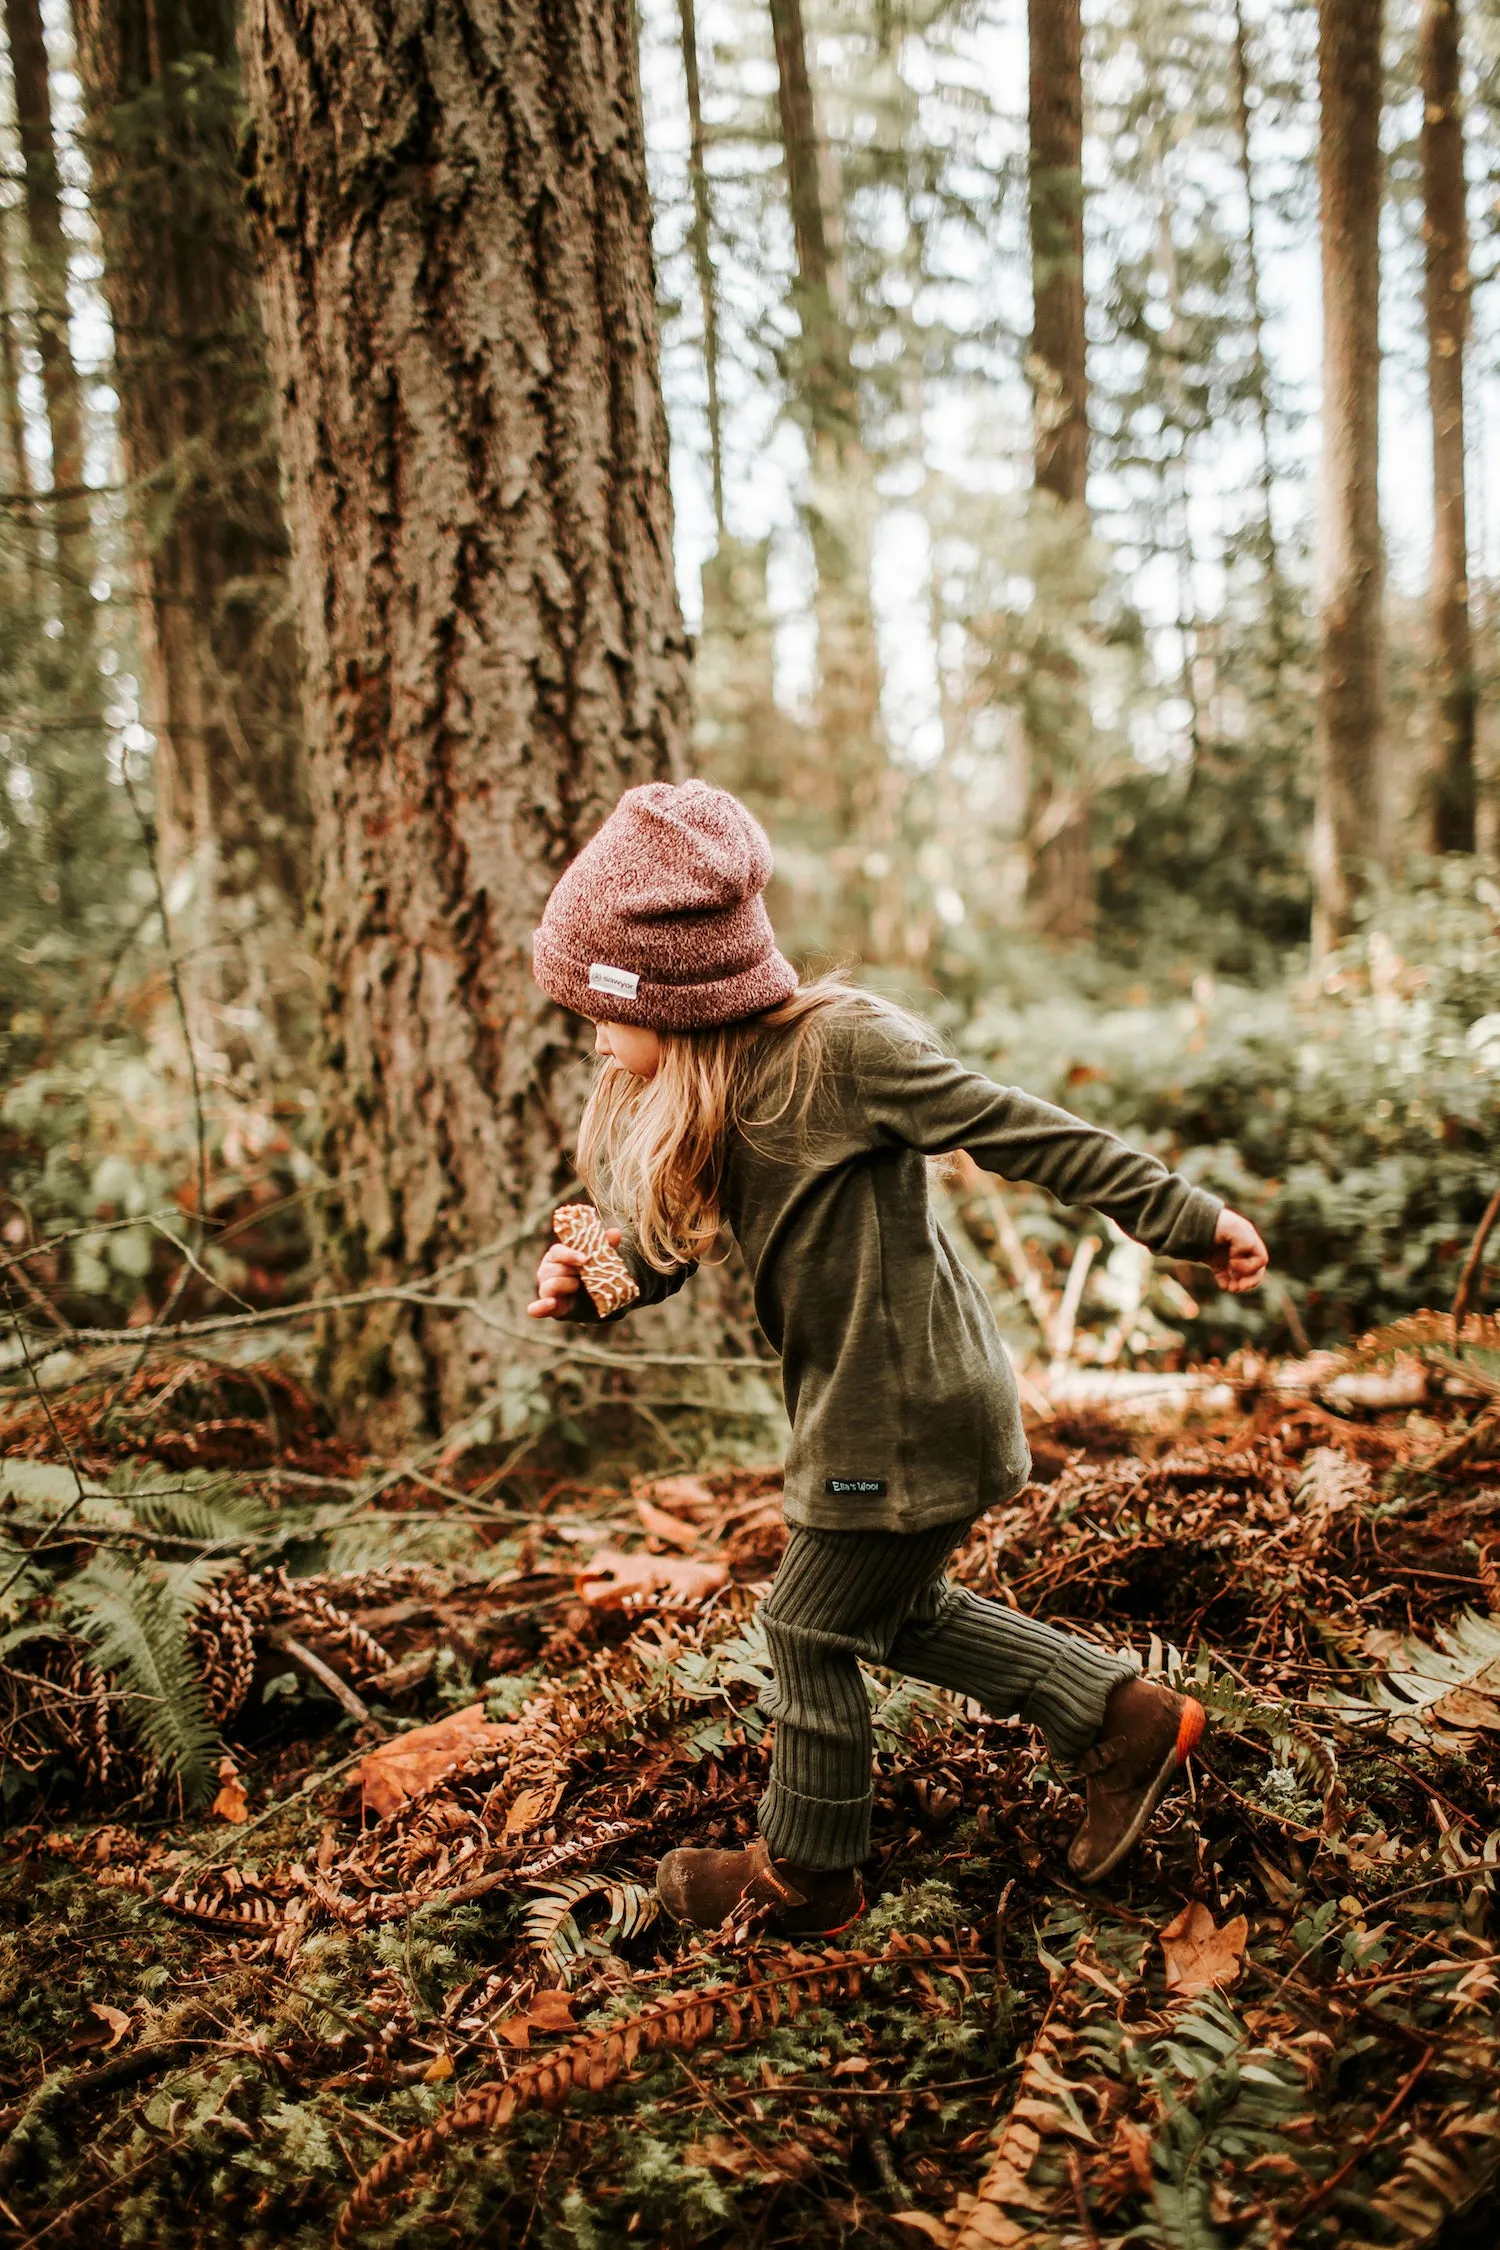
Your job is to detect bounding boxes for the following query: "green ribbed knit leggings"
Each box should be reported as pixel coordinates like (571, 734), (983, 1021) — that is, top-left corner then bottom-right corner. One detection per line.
(757, 1517), (1134, 1870)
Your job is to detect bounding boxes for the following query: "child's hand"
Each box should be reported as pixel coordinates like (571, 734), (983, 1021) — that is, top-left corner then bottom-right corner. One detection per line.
(527, 1230), (624, 1318)
(1205, 1208), (1268, 1294)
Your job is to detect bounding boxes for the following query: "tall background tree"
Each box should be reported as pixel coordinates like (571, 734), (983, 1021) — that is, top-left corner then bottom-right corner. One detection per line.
(767, 0), (893, 962)
(73, 0), (307, 1046)
(239, 0), (698, 1433)
(1024, 0), (1094, 942)
(1313, 0), (1386, 950)
(1420, 0), (1476, 854)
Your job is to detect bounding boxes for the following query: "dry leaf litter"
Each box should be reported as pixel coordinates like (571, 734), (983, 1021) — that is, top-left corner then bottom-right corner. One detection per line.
(0, 1323), (1498, 2246)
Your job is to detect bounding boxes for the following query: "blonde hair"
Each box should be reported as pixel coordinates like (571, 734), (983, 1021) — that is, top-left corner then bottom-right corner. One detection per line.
(576, 974), (880, 1271)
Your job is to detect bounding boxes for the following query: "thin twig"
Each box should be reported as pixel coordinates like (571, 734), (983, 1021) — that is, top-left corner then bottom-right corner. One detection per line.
(271, 1634), (380, 1732)
(0, 1310), (93, 1604)
(4, 1287), (779, 1374)
(1453, 1186), (1500, 1331)
(1290, 2044), (1434, 2223)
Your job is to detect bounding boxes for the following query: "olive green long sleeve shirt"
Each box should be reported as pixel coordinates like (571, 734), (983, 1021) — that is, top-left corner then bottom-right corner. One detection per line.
(572, 1005), (1222, 1532)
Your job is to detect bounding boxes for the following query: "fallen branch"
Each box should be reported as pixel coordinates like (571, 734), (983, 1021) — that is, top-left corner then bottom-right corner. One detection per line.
(333, 1936), (981, 2243)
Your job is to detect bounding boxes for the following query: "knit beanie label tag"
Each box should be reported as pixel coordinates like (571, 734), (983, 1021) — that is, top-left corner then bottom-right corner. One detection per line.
(588, 962), (641, 1001)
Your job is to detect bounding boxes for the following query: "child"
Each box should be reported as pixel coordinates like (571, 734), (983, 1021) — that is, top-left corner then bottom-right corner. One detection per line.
(529, 780), (1268, 1934)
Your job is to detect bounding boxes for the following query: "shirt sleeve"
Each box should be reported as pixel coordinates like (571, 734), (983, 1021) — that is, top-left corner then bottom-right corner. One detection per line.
(562, 1233), (698, 1325)
(846, 1018), (1222, 1261)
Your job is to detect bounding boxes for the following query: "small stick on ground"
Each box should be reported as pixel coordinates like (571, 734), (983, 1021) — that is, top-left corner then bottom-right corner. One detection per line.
(272, 1635), (380, 1731)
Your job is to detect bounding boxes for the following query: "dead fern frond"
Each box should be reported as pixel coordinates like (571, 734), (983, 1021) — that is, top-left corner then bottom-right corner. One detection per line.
(333, 1933), (980, 2244)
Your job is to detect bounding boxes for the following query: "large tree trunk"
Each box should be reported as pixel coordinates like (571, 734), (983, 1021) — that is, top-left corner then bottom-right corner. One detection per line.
(1313, 0), (1385, 951)
(1419, 0), (1476, 854)
(73, 0), (307, 1045)
(1025, 0), (1092, 943)
(768, 0), (892, 962)
(239, 0), (696, 1436)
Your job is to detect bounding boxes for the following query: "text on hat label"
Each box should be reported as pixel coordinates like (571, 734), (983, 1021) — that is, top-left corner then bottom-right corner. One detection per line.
(588, 963), (641, 1000)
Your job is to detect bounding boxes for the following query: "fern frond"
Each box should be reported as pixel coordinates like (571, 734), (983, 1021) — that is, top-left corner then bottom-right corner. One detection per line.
(1362, 1607), (1500, 1742)
(522, 1869), (660, 1973)
(120, 1473), (272, 1545)
(1346, 2115), (1500, 2247)
(333, 1934), (980, 2244)
(61, 1553), (220, 1803)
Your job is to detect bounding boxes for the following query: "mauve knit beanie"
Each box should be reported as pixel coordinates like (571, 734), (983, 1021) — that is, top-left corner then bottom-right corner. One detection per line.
(531, 780), (799, 1032)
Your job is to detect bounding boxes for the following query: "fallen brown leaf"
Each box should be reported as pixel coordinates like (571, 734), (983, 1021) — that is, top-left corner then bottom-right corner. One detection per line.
(636, 1497), (702, 1549)
(496, 1989), (577, 2050)
(503, 1786), (551, 1840)
(90, 2001), (132, 2051)
(1160, 1901), (1248, 1996)
(211, 1755), (248, 1825)
(422, 2052), (454, 2083)
(638, 1473), (717, 1519)
(576, 1546), (727, 1610)
(357, 1704), (511, 1821)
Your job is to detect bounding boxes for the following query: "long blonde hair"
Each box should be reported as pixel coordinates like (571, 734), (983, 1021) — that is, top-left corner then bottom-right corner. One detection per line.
(576, 974), (879, 1271)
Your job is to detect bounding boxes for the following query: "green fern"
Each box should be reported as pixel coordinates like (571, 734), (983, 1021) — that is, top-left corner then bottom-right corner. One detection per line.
(1139, 1993), (1311, 2250)
(114, 1469), (272, 1547)
(60, 1552), (223, 1803)
(523, 1869), (660, 1977)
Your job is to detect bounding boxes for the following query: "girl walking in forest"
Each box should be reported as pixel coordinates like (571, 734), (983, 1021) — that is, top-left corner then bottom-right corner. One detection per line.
(528, 781), (1269, 1935)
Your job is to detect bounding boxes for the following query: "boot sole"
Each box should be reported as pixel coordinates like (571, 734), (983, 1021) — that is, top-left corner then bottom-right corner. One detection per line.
(1076, 1697), (1206, 1884)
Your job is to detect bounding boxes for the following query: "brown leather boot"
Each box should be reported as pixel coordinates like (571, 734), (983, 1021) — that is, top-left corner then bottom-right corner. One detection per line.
(1067, 1675), (1207, 1883)
(655, 1836), (864, 1935)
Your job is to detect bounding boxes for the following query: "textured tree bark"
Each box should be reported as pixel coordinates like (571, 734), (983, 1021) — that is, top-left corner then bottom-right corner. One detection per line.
(1419, 0), (1476, 854)
(4, 0), (93, 620)
(239, 0), (696, 1435)
(73, 0), (306, 1031)
(1313, 0), (1385, 951)
(1025, 0), (1092, 943)
(768, 0), (893, 962)
(1027, 0), (1087, 512)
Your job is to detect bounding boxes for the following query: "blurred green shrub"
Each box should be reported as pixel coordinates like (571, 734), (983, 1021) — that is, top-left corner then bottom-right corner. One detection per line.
(959, 864), (1500, 1349)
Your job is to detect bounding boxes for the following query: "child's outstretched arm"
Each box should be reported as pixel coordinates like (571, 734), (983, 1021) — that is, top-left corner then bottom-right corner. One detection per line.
(854, 1018), (1266, 1283)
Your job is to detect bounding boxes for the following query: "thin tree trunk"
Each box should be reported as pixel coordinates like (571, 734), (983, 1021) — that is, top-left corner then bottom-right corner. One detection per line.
(1028, 0), (1087, 509)
(73, 0), (307, 1037)
(0, 209), (30, 585)
(678, 0), (725, 543)
(240, 0), (696, 1435)
(1420, 0), (1476, 852)
(768, 0), (891, 959)
(1230, 0), (1285, 641)
(3, 0), (93, 622)
(1025, 0), (1092, 942)
(1313, 0), (1385, 952)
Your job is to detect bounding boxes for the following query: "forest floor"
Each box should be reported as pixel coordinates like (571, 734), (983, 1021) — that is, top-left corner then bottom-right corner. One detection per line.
(2, 1343), (1500, 2249)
